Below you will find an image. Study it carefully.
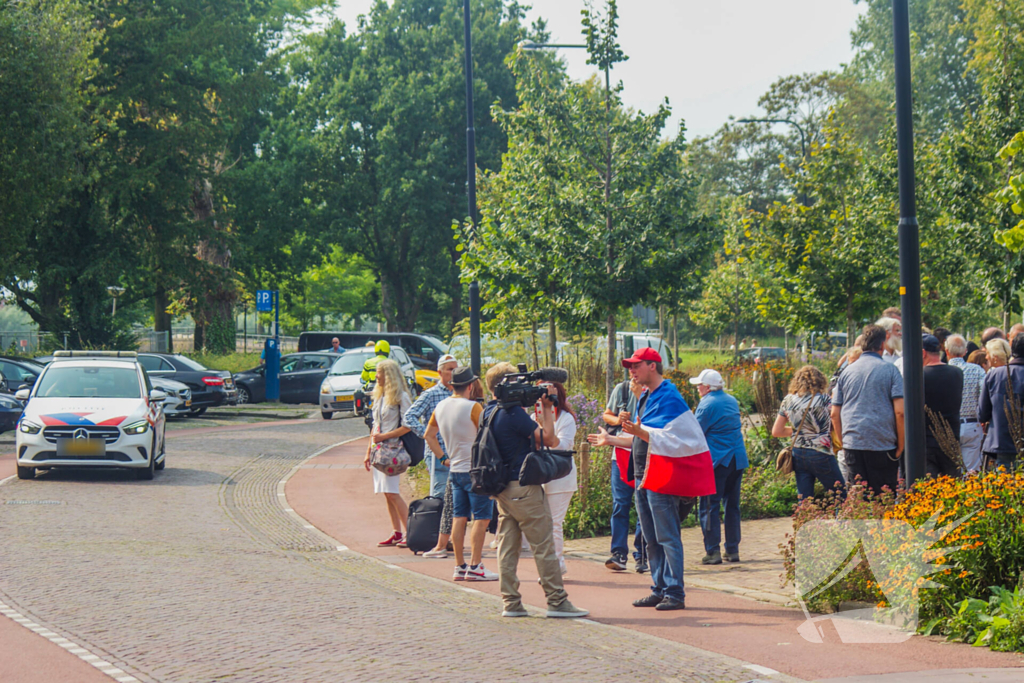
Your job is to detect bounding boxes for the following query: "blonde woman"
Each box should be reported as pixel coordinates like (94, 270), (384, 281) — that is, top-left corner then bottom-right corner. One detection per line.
(363, 359), (413, 547)
(986, 338), (1010, 369)
(771, 366), (844, 499)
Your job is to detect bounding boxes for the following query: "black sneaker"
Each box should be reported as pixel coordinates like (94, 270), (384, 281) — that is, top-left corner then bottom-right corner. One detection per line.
(655, 596), (686, 611)
(605, 554), (627, 571)
(635, 559), (649, 574)
(701, 550), (722, 565)
(724, 551), (740, 563)
(632, 593), (662, 607)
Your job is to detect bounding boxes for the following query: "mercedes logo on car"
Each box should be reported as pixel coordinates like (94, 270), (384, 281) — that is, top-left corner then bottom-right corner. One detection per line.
(73, 428), (88, 440)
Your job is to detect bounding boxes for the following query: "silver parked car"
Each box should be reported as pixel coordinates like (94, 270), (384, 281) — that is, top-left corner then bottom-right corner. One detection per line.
(150, 376), (193, 418)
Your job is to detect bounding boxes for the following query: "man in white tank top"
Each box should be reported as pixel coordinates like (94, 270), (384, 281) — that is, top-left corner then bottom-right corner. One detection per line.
(425, 366), (496, 582)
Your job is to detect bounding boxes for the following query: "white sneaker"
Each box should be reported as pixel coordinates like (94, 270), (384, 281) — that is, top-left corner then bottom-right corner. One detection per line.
(464, 563), (499, 581)
(453, 564), (467, 581)
(423, 548), (447, 558)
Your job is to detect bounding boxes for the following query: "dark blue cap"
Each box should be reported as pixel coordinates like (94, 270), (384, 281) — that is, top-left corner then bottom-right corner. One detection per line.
(922, 334), (941, 353)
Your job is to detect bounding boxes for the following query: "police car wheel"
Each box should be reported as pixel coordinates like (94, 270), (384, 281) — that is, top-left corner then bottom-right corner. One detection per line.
(16, 465), (34, 480)
(137, 439), (156, 481)
(321, 411), (332, 420)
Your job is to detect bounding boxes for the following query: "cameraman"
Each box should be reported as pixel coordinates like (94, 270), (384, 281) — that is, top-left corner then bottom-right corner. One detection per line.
(485, 362), (589, 619)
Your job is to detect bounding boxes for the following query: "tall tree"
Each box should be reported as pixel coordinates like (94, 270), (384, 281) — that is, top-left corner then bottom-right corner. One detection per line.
(287, 0), (529, 335)
(465, 4), (713, 394)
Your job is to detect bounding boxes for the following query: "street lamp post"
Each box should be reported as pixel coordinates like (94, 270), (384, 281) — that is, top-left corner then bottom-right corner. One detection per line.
(892, 0), (926, 486)
(463, 0), (481, 377)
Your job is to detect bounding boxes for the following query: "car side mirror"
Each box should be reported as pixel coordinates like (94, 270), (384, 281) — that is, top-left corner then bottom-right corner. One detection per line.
(15, 388), (31, 401)
(149, 389), (168, 403)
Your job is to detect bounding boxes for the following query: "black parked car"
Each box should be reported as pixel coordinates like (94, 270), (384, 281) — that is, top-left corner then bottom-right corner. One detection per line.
(136, 353), (237, 415)
(0, 392), (24, 434)
(0, 356), (44, 393)
(232, 352), (339, 405)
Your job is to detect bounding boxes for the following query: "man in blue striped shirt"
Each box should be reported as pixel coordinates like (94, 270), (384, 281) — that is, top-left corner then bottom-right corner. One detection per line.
(404, 354), (458, 496)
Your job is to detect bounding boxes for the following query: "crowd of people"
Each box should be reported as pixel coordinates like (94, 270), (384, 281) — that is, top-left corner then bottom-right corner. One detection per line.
(356, 309), (1022, 618)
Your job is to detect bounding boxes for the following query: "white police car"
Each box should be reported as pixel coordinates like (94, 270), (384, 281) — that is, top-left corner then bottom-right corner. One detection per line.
(15, 351), (167, 481)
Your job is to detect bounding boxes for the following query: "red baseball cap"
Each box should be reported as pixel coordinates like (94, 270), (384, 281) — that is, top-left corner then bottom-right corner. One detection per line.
(621, 347), (662, 367)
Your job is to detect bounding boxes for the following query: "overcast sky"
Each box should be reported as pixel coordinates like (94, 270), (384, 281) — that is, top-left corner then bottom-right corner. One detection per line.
(332, 0), (866, 139)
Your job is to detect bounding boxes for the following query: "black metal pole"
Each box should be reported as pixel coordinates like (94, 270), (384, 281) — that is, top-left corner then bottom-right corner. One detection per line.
(892, 0), (925, 486)
(463, 0), (481, 377)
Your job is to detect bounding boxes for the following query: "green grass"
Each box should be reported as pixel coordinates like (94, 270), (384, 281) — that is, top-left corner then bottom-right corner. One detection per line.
(185, 352), (262, 374)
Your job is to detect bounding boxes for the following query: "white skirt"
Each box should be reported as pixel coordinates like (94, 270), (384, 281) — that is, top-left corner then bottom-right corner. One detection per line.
(372, 467), (401, 494)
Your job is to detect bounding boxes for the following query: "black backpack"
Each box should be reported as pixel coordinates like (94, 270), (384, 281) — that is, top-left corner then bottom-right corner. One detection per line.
(470, 404), (509, 496)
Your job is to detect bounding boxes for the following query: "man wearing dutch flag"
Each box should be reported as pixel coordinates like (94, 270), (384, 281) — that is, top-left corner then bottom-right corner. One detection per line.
(588, 348), (716, 611)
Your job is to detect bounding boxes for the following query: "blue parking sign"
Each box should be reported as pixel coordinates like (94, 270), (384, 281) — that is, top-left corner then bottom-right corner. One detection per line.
(256, 290), (273, 312)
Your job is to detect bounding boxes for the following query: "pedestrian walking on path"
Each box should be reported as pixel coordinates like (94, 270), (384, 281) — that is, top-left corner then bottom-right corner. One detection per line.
(425, 366), (497, 581)
(692, 369), (748, 565)
(602, 377), (646, 573)
(772, 365), (843, 500)
(484, 362), (589, 619)
(363, 359), (413, 548)
(588, 348), (715, 611)
(531, 381), (577, 576)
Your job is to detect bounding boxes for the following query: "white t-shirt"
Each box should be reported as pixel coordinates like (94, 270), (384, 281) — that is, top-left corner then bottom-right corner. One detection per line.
(531, 407), (578, 494)
(428, 396), (483, 473)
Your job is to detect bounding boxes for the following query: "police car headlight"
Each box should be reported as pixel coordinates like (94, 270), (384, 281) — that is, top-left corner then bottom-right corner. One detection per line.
(123, 420), (149, 435)
(18, 420), (41, 435)
(321, 381), (331, 394)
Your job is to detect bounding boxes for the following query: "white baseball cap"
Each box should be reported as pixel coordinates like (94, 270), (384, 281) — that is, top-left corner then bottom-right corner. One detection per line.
(689, 368), (724, 389)
(437, 353), (458, 370)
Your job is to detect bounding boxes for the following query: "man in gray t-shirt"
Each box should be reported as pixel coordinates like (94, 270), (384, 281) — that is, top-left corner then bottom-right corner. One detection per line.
(831, 324), (905, 495)
(601, 378), (645, 572)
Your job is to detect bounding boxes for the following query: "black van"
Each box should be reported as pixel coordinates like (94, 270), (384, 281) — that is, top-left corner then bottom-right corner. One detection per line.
(298, 331), (447, 370)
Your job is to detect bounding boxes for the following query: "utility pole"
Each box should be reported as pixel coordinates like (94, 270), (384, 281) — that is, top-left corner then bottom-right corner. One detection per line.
(463, 0), (481, 377)
(892, 0), (925, 486)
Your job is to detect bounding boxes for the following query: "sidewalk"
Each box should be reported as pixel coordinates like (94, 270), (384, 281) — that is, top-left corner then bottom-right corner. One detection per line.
(564, 518), (795, 606)
(286, 438), (1023, 683)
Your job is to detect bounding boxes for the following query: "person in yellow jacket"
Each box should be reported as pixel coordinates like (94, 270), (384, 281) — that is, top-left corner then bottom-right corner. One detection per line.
(361, 340), (391, 383)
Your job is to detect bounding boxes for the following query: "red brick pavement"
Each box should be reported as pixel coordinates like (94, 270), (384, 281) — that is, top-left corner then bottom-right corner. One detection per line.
(287, 438), (1024, 682)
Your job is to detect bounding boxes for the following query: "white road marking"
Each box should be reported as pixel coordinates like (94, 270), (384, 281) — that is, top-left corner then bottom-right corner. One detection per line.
(744, 664), (780, 675)
(0, 599), (140, 682)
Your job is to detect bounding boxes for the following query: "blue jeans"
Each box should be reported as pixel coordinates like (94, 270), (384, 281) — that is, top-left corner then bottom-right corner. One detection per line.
(793, 447), (845, 499)
(610, 459), (645, 561)
(635, 486), (686, 601)
(699, 459), (744, 555)
(426, 454), (449, 498)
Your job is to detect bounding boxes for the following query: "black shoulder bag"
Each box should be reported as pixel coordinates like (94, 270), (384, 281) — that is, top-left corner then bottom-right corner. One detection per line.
(518, 427), (574, 487)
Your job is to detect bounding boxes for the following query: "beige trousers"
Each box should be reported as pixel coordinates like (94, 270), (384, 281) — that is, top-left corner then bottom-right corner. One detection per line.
(494, 481), (567, 610)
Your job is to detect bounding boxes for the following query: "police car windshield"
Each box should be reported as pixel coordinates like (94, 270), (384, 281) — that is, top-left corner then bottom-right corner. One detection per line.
(36, 366), (142, 399)
(330, 352), (370, 376)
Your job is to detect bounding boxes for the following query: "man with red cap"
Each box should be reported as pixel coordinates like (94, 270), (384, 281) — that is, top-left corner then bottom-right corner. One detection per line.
(588, 347), (716, 611)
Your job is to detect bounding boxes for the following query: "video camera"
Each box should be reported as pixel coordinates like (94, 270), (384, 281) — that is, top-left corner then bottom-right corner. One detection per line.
(494, 364), (569, 408)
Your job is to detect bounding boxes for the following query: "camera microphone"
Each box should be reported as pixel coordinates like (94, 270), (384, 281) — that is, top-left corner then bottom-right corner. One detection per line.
(532, 367), (569, 384)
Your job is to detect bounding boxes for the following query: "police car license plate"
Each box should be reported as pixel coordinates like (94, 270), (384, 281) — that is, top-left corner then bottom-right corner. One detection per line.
(336, 394), (353, 402)
(56, 438), (105, 457)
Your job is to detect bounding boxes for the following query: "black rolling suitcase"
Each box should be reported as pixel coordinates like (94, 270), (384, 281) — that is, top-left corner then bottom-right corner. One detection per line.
(405, 456), (443, 554)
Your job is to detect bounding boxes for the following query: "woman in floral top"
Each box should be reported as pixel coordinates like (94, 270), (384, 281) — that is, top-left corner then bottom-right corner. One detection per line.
(771, 366), (845, 499)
